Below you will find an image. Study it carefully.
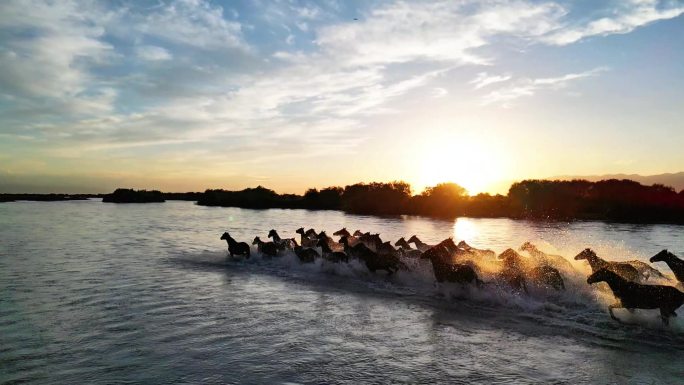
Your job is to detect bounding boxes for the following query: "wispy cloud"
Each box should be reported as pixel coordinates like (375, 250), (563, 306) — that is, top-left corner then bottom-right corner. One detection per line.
(0, 0), (682, 184)
(135, 45), (172, 61)
(471, 72), (513, 89)
(481, 67), (609, 106)
(542, 0), (684, 45)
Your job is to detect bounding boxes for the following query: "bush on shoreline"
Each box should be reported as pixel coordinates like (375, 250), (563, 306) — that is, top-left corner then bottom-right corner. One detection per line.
(102, 188), (165, 203)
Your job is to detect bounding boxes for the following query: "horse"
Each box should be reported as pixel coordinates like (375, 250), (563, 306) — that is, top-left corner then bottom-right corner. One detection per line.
(377, 241), (399, 257)
(339, 236), (406, 274)
(422, 240), (482, 286)
(519, 242), (575, 273)
(295, 227), (318, 248)
(252, 236), (278, 257)
(496, 249), (529, 293)
(498, 248), (564, 291)
(220, 232), (250, 258)
(395, 237), (412, 250)
(333, 228), (352, 238)
(407, 235), (433, 252)
(268, 229), (297, 250)
(587, 268), (684, 325)
(316, 239), (349, 263)
(574, 249), (640, 282)
(458, 240), (496, 259)
(650, 250), (684, 284)
(294, 246), (319, 264)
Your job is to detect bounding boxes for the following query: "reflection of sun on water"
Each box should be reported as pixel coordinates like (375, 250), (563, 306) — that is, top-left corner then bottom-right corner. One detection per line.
(453, 217), (478, 243)
(412, 132), (506, 195)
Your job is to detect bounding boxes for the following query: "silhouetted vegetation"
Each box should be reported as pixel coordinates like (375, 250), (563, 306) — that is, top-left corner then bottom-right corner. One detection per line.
(102, 188), (165, 203)
(197, 186), (301, 209)
(195, 179), (684, 223)
(8, 179), (684, 223)
(342, 181), (412, 215)
(507, 179), (684, 223)
(302, 187), (343, 210)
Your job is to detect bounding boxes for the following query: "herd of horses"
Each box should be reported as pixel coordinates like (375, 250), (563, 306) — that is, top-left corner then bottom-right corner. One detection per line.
(220, 228), (684, 325)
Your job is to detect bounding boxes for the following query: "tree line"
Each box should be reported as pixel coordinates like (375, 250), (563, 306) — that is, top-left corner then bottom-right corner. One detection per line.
(195, 179), (684, 224)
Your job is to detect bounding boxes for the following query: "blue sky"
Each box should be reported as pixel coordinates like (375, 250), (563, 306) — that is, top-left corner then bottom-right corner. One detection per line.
(1, 0), (683, 194)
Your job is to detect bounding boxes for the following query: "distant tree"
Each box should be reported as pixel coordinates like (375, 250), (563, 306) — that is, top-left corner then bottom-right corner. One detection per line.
(341, 181), (411, 215)
(410, 182), (468, 217)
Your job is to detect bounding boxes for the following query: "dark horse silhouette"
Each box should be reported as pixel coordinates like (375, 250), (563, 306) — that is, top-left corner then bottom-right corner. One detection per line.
(575, 248), (639, 282)
(498, 248), (564, 292)
(422, 239), (482, 286)
(339, 235), (406, 274)
(220, 232), (250, 258)
(316, 238), (349, 263)
(294, 246), (319, 263)
(651, 250), (684, 285)
(587, 268), (684, 325)
(252, 236), (278, 257)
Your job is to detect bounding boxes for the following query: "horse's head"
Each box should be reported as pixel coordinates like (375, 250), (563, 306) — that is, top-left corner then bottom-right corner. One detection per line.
(519, 242), (535, 252)
(587, 268), (617, 285)
(574, 248), (595, 261)
(252, 236), (261, 245)
(267, 229), (278, 239)
(457, 240), (470, 250)
(407, 235), (420, 244)
(439, 238), (457, 253)
(295, 227), (305, 235)
(395, 237), (410, 248)
(498, 248), (524, 267)
(333, 228), (350, 237)
(317, 231), (328, 240)
(220, 232), (230, 240)
(650, 249), (670, 263)
(353, 230), (364, 237)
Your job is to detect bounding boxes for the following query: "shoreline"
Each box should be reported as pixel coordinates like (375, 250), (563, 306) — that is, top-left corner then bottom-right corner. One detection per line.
(4, 195), (684, 226)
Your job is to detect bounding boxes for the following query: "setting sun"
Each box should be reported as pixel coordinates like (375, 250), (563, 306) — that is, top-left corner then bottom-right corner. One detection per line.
(412, 132), (507, 195)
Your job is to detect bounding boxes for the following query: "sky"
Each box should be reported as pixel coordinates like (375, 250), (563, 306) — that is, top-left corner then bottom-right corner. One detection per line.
(1, 0), (683, 195)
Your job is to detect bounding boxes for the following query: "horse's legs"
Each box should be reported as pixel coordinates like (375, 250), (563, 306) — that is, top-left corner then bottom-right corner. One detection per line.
(608, 303), (622, 321)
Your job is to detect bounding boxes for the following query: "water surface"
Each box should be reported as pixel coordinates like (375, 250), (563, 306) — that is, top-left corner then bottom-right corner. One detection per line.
(1, 200), (683, 384)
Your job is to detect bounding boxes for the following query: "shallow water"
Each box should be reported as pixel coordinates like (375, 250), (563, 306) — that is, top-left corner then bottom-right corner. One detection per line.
(1, 199), (683, 384)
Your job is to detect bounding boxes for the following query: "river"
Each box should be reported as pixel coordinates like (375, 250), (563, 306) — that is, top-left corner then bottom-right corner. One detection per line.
(1, 199), (683, 384)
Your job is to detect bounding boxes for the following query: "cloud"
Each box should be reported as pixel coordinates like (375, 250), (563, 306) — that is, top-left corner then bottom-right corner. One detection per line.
(135, 45), (172, 61)
(131, 0), (247, 50)
(315, 1), (566, 66)
(481, 67), (608, 106)
(0, 0), (114, 103)
(1, 0), (682, 182)
(542, 0), (684, 45)
(470, 72), (512, 89)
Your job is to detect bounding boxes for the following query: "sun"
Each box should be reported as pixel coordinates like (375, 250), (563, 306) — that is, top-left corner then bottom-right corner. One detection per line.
(412, 133), (506, 195)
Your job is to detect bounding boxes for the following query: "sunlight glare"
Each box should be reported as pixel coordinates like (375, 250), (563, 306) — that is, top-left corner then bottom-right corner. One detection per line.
(453, 217), (478, 243)
(412, 132), (506, 195)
